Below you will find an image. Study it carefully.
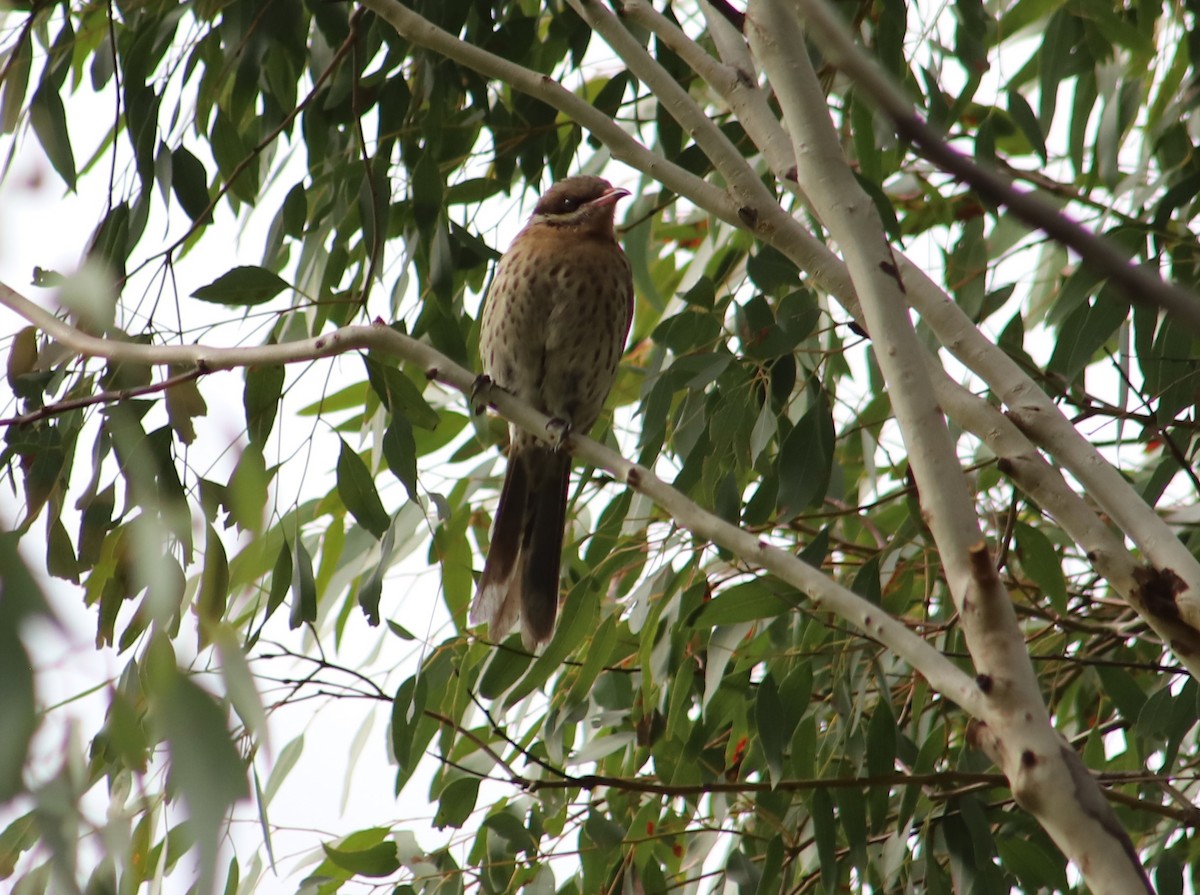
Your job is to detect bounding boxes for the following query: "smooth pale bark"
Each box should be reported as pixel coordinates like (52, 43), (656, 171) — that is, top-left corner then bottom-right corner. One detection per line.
(747, 2), (1151, 890)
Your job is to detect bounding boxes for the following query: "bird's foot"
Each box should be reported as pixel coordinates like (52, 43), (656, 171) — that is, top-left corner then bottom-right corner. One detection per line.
(546, 417), (572, 451)
(470, 374), (495, 416)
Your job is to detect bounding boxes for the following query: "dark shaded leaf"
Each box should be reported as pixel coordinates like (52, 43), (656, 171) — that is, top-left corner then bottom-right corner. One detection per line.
(755, 673), (785, 783)
(336, 439), (390, 539)
(776, 391), (835, 515)
(288, 537), (316, 628)
(243, 364), (286, 447)
(171, 146), (212, 222)
(192, 267), (290, 306)
(30, 82), (76, 189)
(811, 788), (837, 893)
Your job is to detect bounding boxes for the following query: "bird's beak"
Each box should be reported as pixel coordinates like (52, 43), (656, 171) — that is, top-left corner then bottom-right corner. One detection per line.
(588, 187), (631, 208)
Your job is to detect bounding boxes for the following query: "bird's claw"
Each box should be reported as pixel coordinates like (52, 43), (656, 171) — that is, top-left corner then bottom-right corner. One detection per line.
(546, 417), (572, 451)
(471, 374), (495, 416)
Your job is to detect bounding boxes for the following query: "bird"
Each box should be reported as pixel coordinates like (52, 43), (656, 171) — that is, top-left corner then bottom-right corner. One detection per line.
(470, 175), (634, 650)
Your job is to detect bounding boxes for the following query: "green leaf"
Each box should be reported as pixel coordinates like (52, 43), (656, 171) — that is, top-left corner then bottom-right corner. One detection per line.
(747, 245), (798, 293)
(752, 837), (785, 895)
(297, 380), (370, 416)
(583, 812), (626, 849)
(288, 537), (317, 628)
(1155, 855), (1184, 895)
(776, 390), (835, 515)
(30, 82), (76, 189)
(386, 620), (415, 641)
(688, 579), (798, 628)
(364, 357), (441, 430)
(213, 624), (266, 739)
(383, 415), (418, 501)
(281, 183), (307, 236)
(390, 673), (437, 792)
(357, 522), (395, 626)
(6, 326), (37, 390)
(265, 541), (292, 625)
(411, 151), (443, 232)
(866, 703), (897, 829)
(1006, 90), (1047, 163)
(726, 849), (759, 888)
(0, 32), (30, 135)
(0, 631), (35, 801)
(198, 524), (230, 629)
(322, 840), (400, 878)
(434, 777), (480, 829)
(1095, 666), (1147, 724)
(1046, 285), (1130, 382)
(152, 664), (248, 893)
(263, 735), (304, 805)
(1014, 522), (1067, 612)
(227, 444), (268, 533)
(0, 812), (37, 878)
(478, 647), (534, 700)
(171, 146), (212, 222)
(504, 585), (598, 708)
(834, 787), (867, 873)
(244, 365), (286, 447)
(483, 811), (538, 855)
(997, 835), (1069, 891)
(336, 439), (390, 540)
(192, 266), (290, 306)
(164, 369), (207, 445)
(755, 673), (785, 784)
(811, 788), (838, 893)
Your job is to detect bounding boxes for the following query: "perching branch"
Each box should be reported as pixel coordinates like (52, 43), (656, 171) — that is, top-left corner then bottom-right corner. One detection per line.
(0, 281), (984, 717)
(399, 2), (1197, 647)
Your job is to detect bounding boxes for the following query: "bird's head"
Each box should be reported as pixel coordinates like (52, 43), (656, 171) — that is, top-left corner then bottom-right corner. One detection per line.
(529, 175), (630, 237)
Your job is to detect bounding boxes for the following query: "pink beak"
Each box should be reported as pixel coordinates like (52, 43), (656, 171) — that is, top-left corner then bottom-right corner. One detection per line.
(588, 187), (631, 208)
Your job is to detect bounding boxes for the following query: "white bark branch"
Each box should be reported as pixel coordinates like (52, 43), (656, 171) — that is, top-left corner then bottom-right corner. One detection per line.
(776, 0), (1200, 634)
(0, 281), (984, 716)
(360, 0), (736, 219)
(791, 0), (1200, 335)
(746, 3), (1152, 891)
(625, 0), (1200, 657)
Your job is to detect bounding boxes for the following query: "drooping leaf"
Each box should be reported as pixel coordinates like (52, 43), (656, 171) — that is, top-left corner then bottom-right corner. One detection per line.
(243, 365), (286, 447)
(776, 390), (835, 515)
(336, 439), (390, 540)
(30, 82), (76, 189)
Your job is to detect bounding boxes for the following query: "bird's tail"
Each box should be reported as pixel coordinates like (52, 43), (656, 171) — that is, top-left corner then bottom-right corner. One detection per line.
(470, 444), (570, 649)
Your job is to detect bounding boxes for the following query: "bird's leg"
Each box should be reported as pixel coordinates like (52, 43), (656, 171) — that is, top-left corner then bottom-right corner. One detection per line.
(545, 417), (572, 452)
(470, 374), (496, 416)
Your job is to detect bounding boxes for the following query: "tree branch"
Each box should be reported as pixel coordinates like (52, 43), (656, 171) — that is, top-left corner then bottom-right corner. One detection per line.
(619, 0), (1200, 670)
(746, 3), (1152, 890)
(365, 0), (1200, 643)
(360, 0), (737, 223)
(790, 0), (1200, 336)
(0, 365), (205, 426)
(0, 282), (983, 718)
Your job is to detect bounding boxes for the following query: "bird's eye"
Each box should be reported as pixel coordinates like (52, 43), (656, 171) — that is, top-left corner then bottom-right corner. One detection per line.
(560, 197), (579, 212)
